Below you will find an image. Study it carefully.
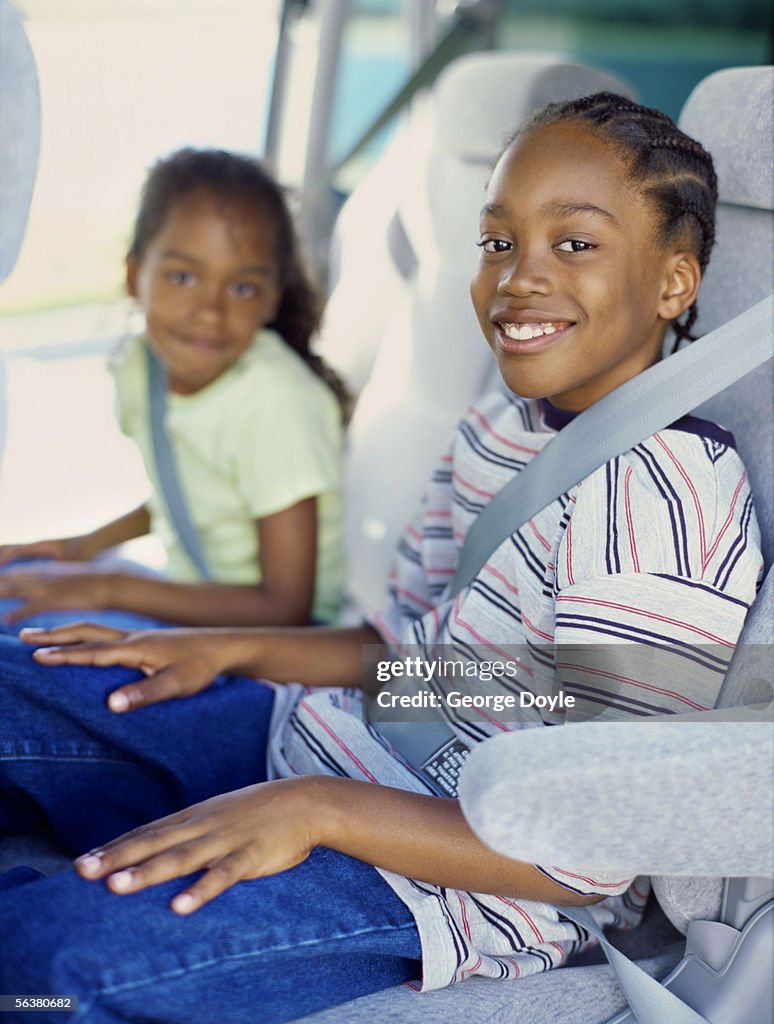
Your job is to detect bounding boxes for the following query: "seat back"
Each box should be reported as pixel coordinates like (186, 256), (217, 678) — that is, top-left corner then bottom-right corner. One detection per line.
(0, 0), (41, 469)
(652, 64), (774, 936)
(684, 67), (774, 584)
(317, 53), (634, 616)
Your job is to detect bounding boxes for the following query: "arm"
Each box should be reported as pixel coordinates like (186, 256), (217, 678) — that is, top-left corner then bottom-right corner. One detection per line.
(0, 504), (150, 566)
(100, 498), (318, 627)
(73, 774), (601, 914)
(0, 499), (319, 627)
(26, 619), (383, 710)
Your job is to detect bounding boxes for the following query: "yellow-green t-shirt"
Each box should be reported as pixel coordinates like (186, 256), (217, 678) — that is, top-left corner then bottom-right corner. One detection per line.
(113, 331), (345, 622)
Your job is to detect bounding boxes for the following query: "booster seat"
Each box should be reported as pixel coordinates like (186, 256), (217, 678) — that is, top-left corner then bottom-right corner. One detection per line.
(301, 61), (774, 1024)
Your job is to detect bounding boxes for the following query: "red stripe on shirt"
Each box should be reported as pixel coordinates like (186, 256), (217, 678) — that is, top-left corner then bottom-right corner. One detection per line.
(654, 433), (707, 564)
(624, 466), (640, 571)
(300, 700), (380, 783)
(556, 594), (735, 645)
(703, 471), (746, 570)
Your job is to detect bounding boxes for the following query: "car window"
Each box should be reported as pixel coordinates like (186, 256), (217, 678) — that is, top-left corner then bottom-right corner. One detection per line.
(0, 0), (281, 317)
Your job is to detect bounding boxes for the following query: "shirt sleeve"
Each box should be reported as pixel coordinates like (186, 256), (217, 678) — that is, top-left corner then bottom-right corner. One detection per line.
(551, 429), (762, 723)
(110, 336), (145, 439)
(230, 362), (344, 522)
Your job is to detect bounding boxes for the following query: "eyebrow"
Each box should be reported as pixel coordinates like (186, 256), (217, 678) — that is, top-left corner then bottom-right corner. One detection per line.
(160, 248), (274, 276)
(541, 201), (619, 224)
(479, 200), (619, 225)
(480, 202), (506, 219)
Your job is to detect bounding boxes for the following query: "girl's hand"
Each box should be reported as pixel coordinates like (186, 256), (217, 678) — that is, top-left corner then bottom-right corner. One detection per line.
(0, 562), (117, 623)
(22, 622), (228, 711)
(0, 535), (95, 566)
(73, 777), (321, 913)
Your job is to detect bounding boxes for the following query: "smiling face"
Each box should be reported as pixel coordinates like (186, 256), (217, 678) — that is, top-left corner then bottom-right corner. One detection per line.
(126, 189), (281, 395)
(470, 121), (700, 411)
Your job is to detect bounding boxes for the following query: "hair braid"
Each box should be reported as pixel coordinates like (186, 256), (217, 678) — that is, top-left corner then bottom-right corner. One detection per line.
(505, 92), (719, 350)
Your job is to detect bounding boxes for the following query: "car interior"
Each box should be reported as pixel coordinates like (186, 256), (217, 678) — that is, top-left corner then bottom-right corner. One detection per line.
(0, 2), (772, 1022)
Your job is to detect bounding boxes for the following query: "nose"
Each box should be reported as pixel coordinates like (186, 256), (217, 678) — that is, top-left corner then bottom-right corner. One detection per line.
(497, 246), (552, 297)
(194, 282), (227, 322)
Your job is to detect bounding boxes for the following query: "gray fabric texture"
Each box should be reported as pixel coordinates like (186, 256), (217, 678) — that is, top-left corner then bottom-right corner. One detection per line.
(679, 67), (773, 212)
(459, 720), (774, 883)
(0, 0), (40, 283)
(293, 949), (684, 1024)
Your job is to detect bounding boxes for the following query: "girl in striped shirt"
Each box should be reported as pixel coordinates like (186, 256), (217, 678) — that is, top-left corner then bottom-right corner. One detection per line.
(0, 94), (762, 1022)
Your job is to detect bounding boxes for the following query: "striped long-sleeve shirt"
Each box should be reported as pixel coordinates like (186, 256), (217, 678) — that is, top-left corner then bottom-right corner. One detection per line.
(266, 388), (762, 991)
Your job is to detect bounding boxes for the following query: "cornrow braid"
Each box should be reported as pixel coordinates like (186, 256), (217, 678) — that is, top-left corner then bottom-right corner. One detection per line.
(509, 92), (718, 351)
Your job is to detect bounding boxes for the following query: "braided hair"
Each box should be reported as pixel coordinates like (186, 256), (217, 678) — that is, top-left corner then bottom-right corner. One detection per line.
(510, 93), (718, 349)
(128, 148), (350, 419)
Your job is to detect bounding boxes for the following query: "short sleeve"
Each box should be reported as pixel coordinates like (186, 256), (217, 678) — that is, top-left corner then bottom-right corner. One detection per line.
(110, 336), (146, 439)
(553, 429), (763, 719)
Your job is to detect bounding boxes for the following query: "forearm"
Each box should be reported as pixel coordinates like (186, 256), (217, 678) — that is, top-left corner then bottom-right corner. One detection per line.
(104, 574), (348, 631)
(219, 622), (383, 686)
(82, 505), (151, 557)
(312, 776), (601, 905)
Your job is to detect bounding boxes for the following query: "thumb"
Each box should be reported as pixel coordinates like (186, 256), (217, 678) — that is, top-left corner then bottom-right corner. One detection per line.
(106, 664), (211, 712)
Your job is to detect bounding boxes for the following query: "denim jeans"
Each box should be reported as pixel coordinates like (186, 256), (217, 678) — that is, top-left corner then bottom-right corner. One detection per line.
(0, 636), (422, 1022)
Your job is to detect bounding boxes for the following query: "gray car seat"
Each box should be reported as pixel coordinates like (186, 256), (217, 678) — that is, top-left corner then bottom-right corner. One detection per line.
(295, 64), (773, 1024)
(0, 0), (41, 466)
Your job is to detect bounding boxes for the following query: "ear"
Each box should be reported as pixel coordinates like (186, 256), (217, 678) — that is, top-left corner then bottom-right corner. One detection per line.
(657, 251), (701, 322)
(125, 255), (139, 299)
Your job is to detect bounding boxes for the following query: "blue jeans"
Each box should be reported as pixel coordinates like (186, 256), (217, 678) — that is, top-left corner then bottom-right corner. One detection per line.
(0, 636), (421, 1022)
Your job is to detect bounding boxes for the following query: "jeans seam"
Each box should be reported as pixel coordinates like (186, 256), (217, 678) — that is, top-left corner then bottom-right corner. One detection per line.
(0, 755), (136, 763)
(82, 919), (419, 1006)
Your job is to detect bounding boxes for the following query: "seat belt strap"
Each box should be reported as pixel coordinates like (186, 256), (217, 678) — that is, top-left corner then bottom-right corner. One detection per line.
(450, 294), (773, 600)
(146, 345), (212, 580)
(560, 905), (709, 1024)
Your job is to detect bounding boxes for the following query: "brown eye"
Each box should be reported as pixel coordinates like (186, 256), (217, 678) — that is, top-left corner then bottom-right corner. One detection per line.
(556, 239), (594, 253)
(230, 282), (258, 299)
(168, 270), (196, 286)
(477, 238), (511, 254)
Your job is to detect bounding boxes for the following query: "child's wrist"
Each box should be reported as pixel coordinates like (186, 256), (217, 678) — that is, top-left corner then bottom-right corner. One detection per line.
(305, 774), (360, 847)
(66, 531), (100, 560)
(217, 629), (269, 676)
(299, 775), (348, 850)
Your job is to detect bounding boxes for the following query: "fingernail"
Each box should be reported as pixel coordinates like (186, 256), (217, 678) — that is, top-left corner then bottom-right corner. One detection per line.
(172, 892), (196, 914)
(108, 691), (130, 712)
(76, 853), (103, 876)
(20, 627), (45, 634)
(109, 870), (134, 892)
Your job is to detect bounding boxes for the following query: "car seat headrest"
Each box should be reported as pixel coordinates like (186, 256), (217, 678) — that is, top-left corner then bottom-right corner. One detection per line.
(431, 52), (636, 163)
(0, 0), (41, 284)
(679, 66), (773, 213)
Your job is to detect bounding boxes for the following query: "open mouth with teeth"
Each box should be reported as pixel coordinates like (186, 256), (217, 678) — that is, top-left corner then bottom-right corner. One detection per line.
(499, 321), (572, 341)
